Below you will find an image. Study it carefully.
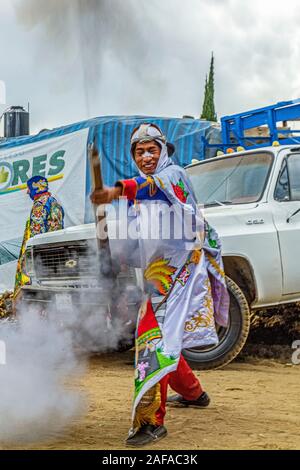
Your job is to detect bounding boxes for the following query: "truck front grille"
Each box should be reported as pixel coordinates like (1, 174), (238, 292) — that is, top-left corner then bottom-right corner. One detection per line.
(33, 243), (100, 280)
(33, 242), (137, 286)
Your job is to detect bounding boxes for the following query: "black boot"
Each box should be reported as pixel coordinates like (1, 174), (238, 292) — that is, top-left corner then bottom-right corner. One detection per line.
(125, 424), (168, 447)
(166, 391), (210, 407)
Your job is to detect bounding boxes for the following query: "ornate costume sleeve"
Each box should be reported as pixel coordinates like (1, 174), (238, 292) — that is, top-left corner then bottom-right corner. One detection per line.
(115, 178), (138, 200)
(30, 201), (48, 236)
(48, 201), (64, 231)
(116, 176), (170, 202)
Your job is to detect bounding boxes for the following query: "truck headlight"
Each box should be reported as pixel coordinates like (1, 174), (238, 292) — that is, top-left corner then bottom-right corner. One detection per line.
(25, 248), (34, 276)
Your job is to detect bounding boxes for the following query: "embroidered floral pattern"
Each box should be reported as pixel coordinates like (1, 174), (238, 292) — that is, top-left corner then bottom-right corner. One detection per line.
(184, 279), (215, 332)
(144, 258), (177, 295)
(190, 249), (202, 265)
(30, 195), (64, 236)
(32, 179), (48, 193)
(171, 179), (189, 203)
(176, 265), (191, 286)
(136, 361), (150, 382)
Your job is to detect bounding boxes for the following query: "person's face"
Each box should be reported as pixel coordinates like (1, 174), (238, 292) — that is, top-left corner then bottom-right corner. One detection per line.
(134, 141), (161, 175)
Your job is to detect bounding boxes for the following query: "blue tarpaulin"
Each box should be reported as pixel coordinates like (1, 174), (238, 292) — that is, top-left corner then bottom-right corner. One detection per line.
(87, 116), (216, 186)
(0, 115), (219, 189)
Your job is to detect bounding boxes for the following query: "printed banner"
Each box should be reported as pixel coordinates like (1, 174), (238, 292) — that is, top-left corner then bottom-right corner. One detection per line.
(0, 128), (88, 243)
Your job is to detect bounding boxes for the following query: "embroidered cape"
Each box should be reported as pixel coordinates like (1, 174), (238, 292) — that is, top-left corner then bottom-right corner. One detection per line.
(116, 160), (229, 430)
(14, 192), (64, 297)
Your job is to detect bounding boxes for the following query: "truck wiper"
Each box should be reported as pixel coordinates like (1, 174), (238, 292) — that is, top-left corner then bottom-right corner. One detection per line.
(205, 200), (232, 207)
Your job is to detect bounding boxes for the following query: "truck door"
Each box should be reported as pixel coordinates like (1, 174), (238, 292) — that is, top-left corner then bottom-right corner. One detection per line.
(273, 152), (300, 295)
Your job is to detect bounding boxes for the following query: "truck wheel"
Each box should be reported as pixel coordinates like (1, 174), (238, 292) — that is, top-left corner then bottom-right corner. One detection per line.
(182, 276), (250, 370)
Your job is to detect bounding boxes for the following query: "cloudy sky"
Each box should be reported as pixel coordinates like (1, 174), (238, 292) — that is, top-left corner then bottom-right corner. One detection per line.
(1, 0), (300, 134)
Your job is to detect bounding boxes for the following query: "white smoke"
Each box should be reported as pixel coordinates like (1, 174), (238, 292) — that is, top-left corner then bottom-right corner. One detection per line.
(0, 309), (84, 443)
(13, 0), (163, 117)
(0, 237), (140, 444)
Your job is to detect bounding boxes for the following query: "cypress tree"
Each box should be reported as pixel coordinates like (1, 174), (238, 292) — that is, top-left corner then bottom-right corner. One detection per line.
(201, 75), (209, 120)
(201, 53), (217, 122)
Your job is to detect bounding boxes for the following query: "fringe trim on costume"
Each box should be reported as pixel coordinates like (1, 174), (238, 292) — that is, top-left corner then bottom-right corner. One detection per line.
(133, 383), (161, 429)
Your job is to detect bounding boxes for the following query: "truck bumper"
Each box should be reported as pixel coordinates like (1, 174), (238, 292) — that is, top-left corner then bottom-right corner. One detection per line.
(18, 284), (142, 321)
(19, 285), (110, 310)
(17, 285), (140, 352)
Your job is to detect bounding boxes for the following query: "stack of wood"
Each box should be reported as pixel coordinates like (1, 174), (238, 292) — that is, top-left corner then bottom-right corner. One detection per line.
(0, 291), (13, 318)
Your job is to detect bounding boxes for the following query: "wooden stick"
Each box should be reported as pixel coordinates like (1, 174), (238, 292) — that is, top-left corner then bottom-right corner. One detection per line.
(89, 139), (113, 275)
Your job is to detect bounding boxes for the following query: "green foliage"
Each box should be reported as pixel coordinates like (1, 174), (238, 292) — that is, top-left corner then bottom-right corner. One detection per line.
(201, 53), (217, 122)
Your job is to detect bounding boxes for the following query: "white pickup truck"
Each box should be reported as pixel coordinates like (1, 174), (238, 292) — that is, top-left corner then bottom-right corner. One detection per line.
(20, 144), (300, 368)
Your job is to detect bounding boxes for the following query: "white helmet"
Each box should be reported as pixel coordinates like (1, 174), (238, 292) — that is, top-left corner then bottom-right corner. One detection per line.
(130, 123), (175, 156)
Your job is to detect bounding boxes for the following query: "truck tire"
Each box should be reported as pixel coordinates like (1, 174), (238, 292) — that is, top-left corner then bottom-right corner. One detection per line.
(182, 276), (250, 370)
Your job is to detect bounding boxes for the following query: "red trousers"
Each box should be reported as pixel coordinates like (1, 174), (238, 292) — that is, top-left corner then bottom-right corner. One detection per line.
(155, 354), (203, 425)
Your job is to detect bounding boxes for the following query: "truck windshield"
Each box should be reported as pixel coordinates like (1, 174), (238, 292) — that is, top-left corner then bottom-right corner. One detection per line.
(0, 238), (21, 265)
(187, 152), (273, 206)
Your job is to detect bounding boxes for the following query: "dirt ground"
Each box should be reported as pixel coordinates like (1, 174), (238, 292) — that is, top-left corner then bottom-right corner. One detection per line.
(1, 350), (299, 451)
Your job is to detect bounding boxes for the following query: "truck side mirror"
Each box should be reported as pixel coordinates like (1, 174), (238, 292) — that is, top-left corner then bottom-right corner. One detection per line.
(287, 207), (300, 223)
